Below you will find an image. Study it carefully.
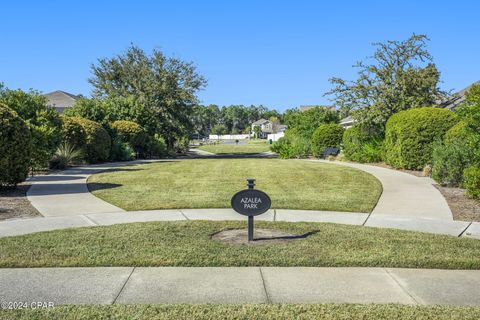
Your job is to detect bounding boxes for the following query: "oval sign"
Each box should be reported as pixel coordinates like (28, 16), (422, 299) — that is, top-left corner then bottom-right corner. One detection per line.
(231, 189), (272, 216)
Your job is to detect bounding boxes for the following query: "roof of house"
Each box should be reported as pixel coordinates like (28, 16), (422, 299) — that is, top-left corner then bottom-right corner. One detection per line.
(438, 80), (480, 110)
(44, 90), (80, 113)
(299, 105), (336, 112)
(339, 116), (354, 124)
(252, 118), (270, 125)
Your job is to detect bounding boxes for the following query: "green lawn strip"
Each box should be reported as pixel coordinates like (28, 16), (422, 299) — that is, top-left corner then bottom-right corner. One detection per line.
(88, 159), (382, 212)
(197, 140), (270, 154)
(1, 221), (479, 268)
(2, 304), (480, 320)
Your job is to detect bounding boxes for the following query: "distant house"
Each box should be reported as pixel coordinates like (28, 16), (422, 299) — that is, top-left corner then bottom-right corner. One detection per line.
(44, 90), (80, 114)
(251, 119), (287, 139)
(251, 119), (272, 139)
(438, 80), (480, 110)
(339, 115), (355, 129)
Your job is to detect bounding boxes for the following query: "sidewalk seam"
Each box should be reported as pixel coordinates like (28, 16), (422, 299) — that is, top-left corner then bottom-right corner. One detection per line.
(273, 209), (277, 222)
(362, 211), (373, 226)
(178, 210), (190, 220)
(112, 267), (135, 305)
(81, 215), (99, 226)
(384, 268), (422, 305)
(458, 222), (473, 237)
(259, 267), (271, 304)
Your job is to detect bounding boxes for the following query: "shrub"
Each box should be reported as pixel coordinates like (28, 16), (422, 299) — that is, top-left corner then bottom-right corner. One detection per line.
(110, 137), (135, 161)
(111, 120), (148, 150)
(173, 136), (190, 153)
(431, 120), (480, 187)
(61, 116), (87, 148)
(149, 134), (168, 158)
(342, 126), (383, 163)
(444, 121), (471, 145)
(463, 165), (480, 199)
(431, 142), (475, 187)
(75, 117), (111, 163)
(272, 130), (311, 159)
(384, 107), (458, 170)
(311, 124), (344, 157)
(0, 87), (62, 169)
(49, 142), (83, 169)
(0, 104), (32, 187)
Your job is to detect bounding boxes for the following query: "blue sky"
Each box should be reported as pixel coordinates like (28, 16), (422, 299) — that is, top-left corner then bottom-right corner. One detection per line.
(1, 0), (479, 111)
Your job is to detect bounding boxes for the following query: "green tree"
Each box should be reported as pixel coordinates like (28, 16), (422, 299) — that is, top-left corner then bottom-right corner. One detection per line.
(191, 104), (221, 136)
(269, 116), (281, 133)
(0, 85), (62, 169)
(458, 83), (480, 133)
(253, 126), (261, 139)
(283, 107), (339, 138)
(211, 124), (227, 136)
(326, 34), (446, 134)
(64, 98), (106, 125)
(89, 45), (207, 146)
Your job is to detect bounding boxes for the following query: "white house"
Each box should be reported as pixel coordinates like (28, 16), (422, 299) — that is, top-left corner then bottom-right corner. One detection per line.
(339, 116), (355, 129)
(251, 119), (287, 139)
(251, 119), (273, 139)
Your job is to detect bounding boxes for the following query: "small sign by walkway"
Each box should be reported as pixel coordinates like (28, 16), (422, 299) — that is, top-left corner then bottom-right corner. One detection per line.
(231, 179), (271, 241)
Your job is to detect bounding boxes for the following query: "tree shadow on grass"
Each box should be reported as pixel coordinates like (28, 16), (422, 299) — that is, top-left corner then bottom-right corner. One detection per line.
(87, 182), (123, 192)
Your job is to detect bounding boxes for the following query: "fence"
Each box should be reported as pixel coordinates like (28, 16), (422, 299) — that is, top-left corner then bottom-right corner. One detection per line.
(267, 132), (284, 142)
(208, 134), (251, 140)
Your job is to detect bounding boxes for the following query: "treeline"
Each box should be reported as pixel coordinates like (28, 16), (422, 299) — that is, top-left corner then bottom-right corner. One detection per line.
(190, 104), (281, 136)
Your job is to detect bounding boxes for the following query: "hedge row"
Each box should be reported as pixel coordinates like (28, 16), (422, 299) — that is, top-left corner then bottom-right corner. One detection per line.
(384, 107), (458, 170)
(0, 104), (32, 187)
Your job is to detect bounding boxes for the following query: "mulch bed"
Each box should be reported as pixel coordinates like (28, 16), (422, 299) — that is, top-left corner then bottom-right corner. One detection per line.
(0, 184), (41, 221)
(434, 185), (480, 222)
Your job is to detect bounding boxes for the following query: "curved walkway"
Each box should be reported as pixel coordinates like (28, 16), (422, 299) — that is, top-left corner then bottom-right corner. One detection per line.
(315, 160), (452, 220)
(0, 159), (478, 239)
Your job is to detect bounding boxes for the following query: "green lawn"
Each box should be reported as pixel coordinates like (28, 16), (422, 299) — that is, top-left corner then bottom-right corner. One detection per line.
(3, 304), (480, 320)
(198, 140), (270, 154)
(1, 221), (479, 269)
(88, 159), (382, 212)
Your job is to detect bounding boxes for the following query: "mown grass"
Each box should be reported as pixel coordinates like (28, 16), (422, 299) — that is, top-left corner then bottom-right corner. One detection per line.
(2, 304), (480, 320)
(197, 140), (270, 154)
(88, 159), (382, 212)
(0, 221), (479, 269)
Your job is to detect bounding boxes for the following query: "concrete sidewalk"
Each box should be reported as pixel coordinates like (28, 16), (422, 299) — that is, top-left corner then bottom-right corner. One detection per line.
(1, 267), (480, 305)
(26, 160), (161, 217)
(1, 209), (478, 239)
(316, 160), (453, 220)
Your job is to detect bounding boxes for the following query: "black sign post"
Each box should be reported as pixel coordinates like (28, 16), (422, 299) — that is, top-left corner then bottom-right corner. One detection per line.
(231, 179), (271, 241)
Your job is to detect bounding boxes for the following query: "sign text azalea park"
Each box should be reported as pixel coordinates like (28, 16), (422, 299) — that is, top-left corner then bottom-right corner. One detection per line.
(240, 197), (262, 209)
